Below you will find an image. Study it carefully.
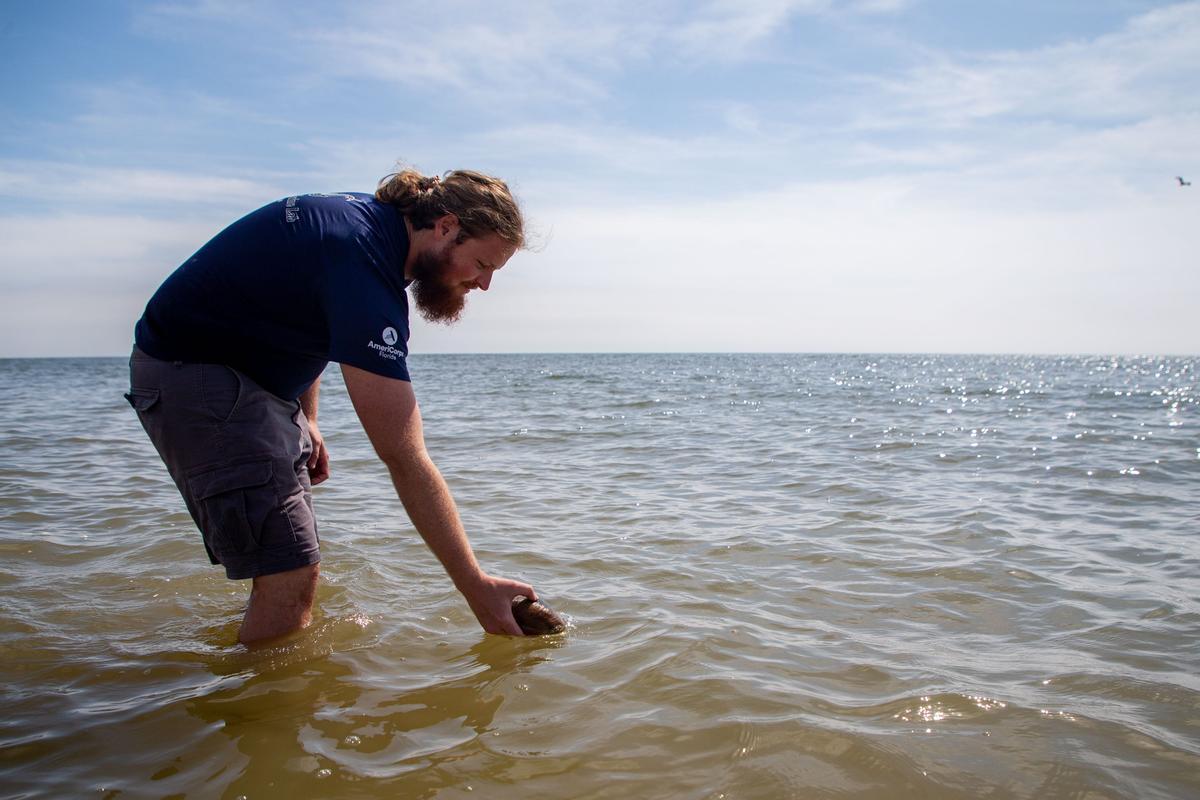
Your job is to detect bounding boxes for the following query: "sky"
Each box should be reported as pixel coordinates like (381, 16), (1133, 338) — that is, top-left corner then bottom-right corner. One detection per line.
(1, 0), (1197, 356)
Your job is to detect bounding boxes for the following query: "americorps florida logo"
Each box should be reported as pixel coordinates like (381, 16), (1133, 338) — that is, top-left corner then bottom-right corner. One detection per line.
(367, 326), (406, 361)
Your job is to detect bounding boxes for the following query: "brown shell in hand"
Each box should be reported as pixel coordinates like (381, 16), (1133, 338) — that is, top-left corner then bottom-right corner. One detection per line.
(511, 596), (566, 635)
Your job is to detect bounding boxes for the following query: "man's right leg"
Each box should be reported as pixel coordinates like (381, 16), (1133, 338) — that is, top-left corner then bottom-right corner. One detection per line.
(239, 563), (320, 644)
(127, 348), (322, 643)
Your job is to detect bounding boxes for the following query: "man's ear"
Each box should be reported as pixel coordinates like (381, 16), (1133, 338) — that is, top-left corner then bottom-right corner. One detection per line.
(434, 213), (460, 242)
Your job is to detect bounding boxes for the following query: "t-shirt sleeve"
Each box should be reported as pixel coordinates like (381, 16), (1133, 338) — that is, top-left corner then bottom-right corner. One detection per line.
(323, 240), (411, 382)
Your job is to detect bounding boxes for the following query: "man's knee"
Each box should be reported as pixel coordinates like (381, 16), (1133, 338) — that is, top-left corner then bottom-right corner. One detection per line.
(239, 564), (320, 645)
(251, 563), (320, 607)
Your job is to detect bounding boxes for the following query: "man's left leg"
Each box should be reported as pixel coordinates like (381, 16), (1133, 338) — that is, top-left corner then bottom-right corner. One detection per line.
(239, 563), (321, 644)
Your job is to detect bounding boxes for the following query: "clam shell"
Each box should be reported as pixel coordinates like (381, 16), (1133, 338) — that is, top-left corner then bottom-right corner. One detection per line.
(511, 595), (566, 635)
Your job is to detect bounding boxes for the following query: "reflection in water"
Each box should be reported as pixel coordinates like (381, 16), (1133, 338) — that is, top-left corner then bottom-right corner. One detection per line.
(185, 623), (565, 796)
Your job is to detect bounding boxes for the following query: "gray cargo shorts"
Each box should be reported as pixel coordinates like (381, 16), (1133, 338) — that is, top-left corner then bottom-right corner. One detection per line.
(125, 347), (321, 579)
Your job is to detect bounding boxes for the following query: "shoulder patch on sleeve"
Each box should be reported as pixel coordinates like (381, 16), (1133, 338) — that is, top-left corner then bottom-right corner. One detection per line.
(367, 324), (408, 361)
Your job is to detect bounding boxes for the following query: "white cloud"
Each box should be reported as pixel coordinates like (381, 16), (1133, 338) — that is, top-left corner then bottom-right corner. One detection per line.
(869, 2), (1200, 128)
(271, 1), (1200, 210)
(295, 3), (647, 107)
(7, 0), (1197, 357)
(479, 123), (758, 174)
(151, 0), (917, 110)
(68, 78), (300, 143)
(634, 0), (914, 63)
(0, 213), (219, 357)
(0, 288), (148, 358)
(0, 162), (284, 210)
(0, 213), (214, 288)
(410, 173), (1199, 355)
(849, 0), (910, 12)
(670, 0), (830, 59)
(142, 0), (252, 21)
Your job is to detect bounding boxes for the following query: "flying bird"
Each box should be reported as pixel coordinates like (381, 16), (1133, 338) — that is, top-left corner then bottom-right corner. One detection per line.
(1177, 176), (1192, 186)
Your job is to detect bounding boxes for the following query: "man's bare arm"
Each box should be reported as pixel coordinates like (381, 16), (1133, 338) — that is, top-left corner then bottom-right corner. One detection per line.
(299, 375), (320, 422)
(298, 374), (329, 484)
(340, 363), (534, 635)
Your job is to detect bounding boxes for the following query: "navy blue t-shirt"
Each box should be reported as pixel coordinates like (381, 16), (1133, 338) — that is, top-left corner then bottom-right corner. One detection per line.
(135, 192), (412, 400)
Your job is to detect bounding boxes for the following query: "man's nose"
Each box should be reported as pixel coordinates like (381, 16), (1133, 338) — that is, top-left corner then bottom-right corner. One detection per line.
(477, 271), (492, 291)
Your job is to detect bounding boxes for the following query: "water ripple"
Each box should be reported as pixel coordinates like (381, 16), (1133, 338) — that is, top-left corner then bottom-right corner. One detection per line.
(0, 354), (1198, 798)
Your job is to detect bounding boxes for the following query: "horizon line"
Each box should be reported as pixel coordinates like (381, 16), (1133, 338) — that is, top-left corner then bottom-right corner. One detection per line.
(1, 350), (1197, 360)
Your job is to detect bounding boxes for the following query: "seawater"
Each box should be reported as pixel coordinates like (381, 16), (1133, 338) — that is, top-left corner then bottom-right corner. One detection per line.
(0, 353), (1197, 799)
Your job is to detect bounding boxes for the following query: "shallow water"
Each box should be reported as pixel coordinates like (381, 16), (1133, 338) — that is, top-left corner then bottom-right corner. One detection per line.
(0, 353), (1197, 799)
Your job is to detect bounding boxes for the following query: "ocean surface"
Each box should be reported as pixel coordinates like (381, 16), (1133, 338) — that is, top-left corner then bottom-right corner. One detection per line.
(0, 353), (1197, 799)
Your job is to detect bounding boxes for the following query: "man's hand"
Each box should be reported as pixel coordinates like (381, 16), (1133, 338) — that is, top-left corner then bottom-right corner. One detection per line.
(459, 573), (539, 635)
(307, 423), (330, 485)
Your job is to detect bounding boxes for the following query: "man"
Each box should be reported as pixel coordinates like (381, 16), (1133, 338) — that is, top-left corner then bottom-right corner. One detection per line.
(126, 167), (538, 643)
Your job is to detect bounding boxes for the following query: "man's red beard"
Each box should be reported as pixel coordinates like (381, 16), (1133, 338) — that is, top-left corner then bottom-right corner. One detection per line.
(409, 246), (466, 325)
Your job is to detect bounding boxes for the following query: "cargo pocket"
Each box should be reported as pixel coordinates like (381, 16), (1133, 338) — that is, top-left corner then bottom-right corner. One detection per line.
(124, 388), (160, 413)
(187, 459), (277, 557)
